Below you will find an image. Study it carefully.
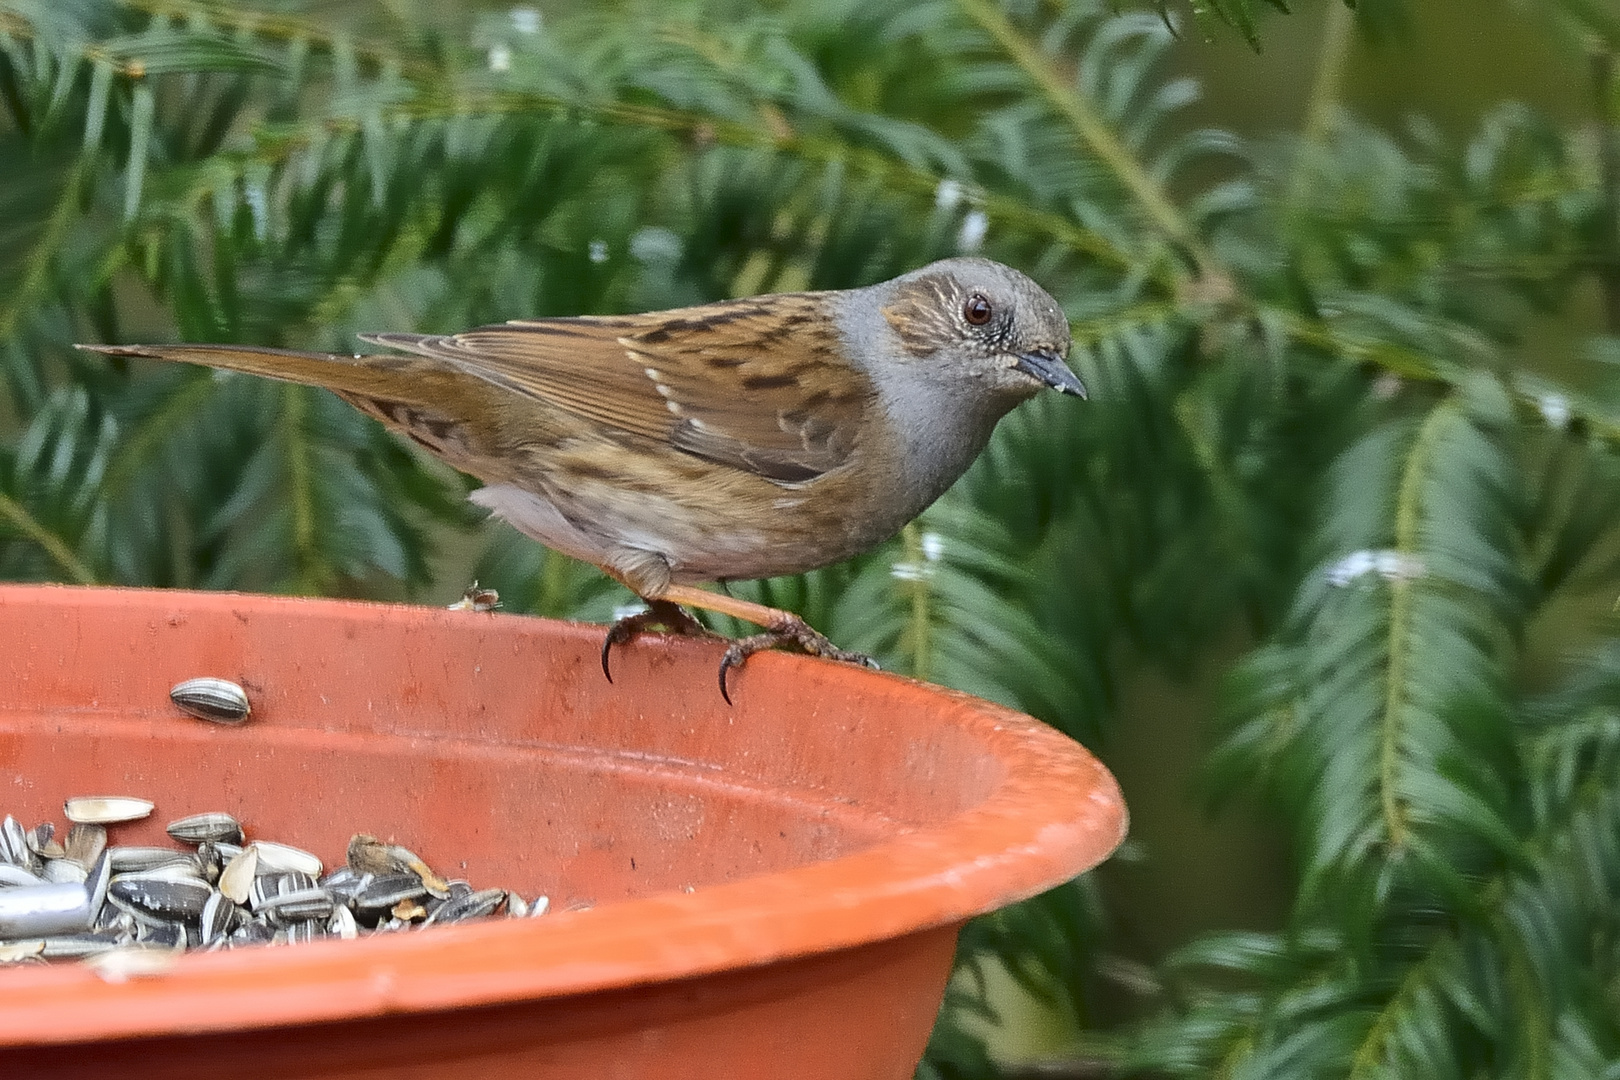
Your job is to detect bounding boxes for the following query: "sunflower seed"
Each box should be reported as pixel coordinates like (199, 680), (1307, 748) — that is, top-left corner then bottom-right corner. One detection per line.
(2, 803), (544, 964)
(218, 845), (258, 904)
(352, 873), (428, 919)
(169, 677), (251, 724)
(40, 931), (122, 959)
(319, 865), (366, 903)
(86, 852), (111, 917)
(43, 860), (87, 885)
(106, 893), (167, 931)
(250, 841), (322, 877)
(228, 920), (275, 947)
(64, 796), (154, 825)
(166, 812), (243, 846)
(26, 822), (61, 860)
(252, 869), (315, 900)
(423, 888), (506, 925)
(133, 919), (186, 947)
(115, 862), (206, 887)
(108, 876), (210, 923)
(329, 904), (358, 940)
(0, 864), (44, 888)
(199, 891), (239, 946)
(63, 824), (106, 870)
(108, 848), (199, 875)
(0, 816), (30, 866)
(248, 871), (316, 912)
(0, 882), (92, 938)
(194, 843), (224, 883)
(0, 940), (44, 963)
(258, 888), (335, 925)
(282, 919), (325, 945)
(91, 906), (135, 938)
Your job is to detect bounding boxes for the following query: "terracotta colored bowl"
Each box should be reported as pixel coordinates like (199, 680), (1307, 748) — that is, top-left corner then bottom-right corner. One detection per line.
(0, 586), (1125, 1079)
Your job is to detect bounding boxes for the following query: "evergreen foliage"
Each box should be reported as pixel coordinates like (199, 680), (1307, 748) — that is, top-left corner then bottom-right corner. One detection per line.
(1, 0), (1617, 1075)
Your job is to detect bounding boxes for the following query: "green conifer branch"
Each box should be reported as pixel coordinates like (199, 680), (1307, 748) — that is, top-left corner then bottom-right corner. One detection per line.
(1590, 51), (1620, 332)
(1347, 932), (1464, 1077)
(1379, 399), (1453, 850)
(0, 491), (96, 584)
(1070, 302), (1181, 345)
(1346, 754), (1619, 1077)
(954, 0), (1217, 276)
(281, 383), (318, 593)
(424, 91), (1145, 274)
(0, 162), (86, 339)
(16, 1), (1145, 276)
(100, 372), (219, 498)
(1287, 1), (1355, 210)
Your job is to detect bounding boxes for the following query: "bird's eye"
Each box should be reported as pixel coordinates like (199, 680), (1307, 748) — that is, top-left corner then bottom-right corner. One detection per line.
(963, 294), (993, 326)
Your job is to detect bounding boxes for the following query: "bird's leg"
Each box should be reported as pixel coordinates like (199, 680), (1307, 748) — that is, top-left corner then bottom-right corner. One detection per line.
(658, 584), (879, 704)
(600, 599), (719, 682)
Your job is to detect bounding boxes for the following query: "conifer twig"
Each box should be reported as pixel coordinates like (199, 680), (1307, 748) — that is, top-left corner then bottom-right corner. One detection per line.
(1287, 1), (1356, 210)
(281, 384), (319, 593)
(0, 494), (96, 584)
(1591, 51), (1620, 333)
(954, 0), (1216, 277)
(0, 164), (87, 339)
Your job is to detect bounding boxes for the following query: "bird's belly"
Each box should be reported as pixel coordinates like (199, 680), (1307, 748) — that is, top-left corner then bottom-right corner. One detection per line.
(665, 489), (914, 583)
(469, 479), (898, 586)
(468, 485), (615, 567)
(468, 482), (805, 579)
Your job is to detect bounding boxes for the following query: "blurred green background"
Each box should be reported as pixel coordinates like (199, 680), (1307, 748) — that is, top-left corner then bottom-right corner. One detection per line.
(3, 0), (1620, 1076)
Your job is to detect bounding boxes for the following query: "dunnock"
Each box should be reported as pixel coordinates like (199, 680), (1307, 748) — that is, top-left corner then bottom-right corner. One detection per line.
(81, 257), (1084, 698)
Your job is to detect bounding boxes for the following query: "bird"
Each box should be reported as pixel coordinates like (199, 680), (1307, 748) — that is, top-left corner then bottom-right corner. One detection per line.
(79, 256), (1085, 700)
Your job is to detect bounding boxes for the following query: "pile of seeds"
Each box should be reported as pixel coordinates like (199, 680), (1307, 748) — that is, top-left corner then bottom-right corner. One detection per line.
(0, 796), (548, 968)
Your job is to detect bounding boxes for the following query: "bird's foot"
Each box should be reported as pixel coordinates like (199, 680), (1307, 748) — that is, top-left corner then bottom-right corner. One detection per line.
(717, 614), (879, 705)
(598, 585), (877, 704)
(600, 600), (719, 681)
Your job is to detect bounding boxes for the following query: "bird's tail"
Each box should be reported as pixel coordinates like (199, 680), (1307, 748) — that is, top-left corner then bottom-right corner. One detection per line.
(75, 342), (422, 400)
(73, 341), (508, 467)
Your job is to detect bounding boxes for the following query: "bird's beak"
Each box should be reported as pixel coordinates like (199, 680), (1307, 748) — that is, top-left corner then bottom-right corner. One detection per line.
(1013, 349), (1087, 399)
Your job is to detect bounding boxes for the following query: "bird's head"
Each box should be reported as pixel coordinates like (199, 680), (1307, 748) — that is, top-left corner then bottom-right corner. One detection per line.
(878, 257), (1085, 402)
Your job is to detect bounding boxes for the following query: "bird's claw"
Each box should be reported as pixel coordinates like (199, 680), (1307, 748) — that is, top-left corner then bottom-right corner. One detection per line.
(600, 601), (717, 681)
(717, 617), (878, 705)
(601, 602), (875, 704)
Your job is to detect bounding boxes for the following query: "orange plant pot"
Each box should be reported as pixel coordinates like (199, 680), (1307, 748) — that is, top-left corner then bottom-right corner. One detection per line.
(0, 586), (1125, 1079)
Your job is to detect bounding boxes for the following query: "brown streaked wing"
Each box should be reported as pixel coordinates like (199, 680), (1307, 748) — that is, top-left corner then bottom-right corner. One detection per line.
(358, 294), (871, 484)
